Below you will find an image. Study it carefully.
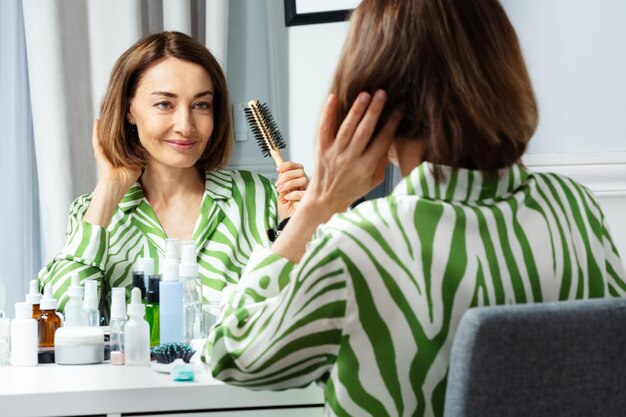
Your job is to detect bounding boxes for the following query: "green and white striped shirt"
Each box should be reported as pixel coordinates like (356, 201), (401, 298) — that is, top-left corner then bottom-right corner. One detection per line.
(38, 169), (277, 320)
(206, 162), (626, 417)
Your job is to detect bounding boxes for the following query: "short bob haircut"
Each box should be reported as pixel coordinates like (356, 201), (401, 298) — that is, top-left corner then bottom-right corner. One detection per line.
(99, 31), (232, 172)
(331, 0), (538, 177)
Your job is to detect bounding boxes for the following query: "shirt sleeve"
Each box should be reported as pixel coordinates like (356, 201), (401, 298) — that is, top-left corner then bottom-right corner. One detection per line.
(204, 230), (348, 390)
(37, 194), (107, 311)
(601, 215), (626, 297)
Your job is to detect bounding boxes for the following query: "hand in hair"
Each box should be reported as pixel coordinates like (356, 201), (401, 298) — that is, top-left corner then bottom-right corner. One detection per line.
(304, 89), (401, 214)
(271, 90), (401, 264)
(83, 119), (142, 228)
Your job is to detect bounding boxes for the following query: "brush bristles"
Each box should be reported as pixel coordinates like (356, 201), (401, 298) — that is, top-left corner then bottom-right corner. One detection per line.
(244, 100), (286, 159)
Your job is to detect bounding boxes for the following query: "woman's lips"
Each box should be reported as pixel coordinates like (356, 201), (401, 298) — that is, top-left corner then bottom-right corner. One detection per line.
(165, 140), (197, 151)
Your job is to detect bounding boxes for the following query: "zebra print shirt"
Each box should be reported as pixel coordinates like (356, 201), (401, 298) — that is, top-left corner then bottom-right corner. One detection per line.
(205, 162), (626, 417)
(37, 169), (277, 320)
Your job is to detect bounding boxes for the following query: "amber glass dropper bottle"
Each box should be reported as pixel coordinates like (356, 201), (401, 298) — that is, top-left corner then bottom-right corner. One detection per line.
(38, 284), (62, 348)
(26, 280), (42, 320)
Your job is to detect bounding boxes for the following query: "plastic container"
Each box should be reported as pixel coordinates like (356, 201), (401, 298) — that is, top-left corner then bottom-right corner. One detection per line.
(180, 240), (201, 343)
(54, 326), (105, 365)
(83, 280), (100, 327)
(160, 262), (183, 344)
(10, 302), (38, 366)
(110, 287), (126, 362)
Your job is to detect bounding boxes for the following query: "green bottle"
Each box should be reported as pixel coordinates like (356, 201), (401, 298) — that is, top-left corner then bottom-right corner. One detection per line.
(145, 275), (160, 347)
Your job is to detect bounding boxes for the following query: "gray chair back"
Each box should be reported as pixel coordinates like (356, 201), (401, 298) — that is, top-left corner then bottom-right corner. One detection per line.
(444, 298), (626, 417)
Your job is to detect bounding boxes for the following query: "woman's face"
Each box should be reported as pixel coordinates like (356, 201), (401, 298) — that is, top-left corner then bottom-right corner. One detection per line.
(128, 57), (214, 170)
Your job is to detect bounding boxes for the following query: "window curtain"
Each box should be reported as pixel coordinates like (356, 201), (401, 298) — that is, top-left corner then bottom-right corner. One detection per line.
(21, 0), (229, 265)
(0, 0), (42, 317)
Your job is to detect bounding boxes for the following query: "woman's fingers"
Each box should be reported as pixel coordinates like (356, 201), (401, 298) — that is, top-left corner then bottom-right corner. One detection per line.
(347, 90), (387, 158)
(334, 92), (372, 151)
(363, 109), (403, 166)
(277, 177), (308, 193)
(317, 94), (339, 153)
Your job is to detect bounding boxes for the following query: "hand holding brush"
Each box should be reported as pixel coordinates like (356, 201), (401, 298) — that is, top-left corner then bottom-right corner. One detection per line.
(245, 100), (308, 219)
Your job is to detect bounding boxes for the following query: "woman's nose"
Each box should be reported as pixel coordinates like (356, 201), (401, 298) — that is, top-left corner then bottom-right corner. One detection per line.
(173, 107), (195, 136)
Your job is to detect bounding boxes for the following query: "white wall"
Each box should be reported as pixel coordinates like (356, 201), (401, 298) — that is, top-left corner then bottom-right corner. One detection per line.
(287, 22), (349, 175)
(282, 2), (626, 258)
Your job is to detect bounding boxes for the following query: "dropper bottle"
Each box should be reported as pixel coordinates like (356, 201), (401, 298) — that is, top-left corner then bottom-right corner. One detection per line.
(83, 280), (100, 327)
(124, 287), (150, 366)
(110, 287), (126, 365)
(65, 274), (84, 326)
(25, 280), (42, 320)
(38, 284), (62, 347)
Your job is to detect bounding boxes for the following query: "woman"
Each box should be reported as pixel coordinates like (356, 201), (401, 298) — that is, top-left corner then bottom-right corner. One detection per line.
(37, 31), (307, 320)
(206, 1), (626, 416)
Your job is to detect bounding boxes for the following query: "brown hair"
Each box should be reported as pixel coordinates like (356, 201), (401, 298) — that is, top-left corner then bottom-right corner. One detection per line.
(331, 0), (538, 177)
(98, 31), (233, 171)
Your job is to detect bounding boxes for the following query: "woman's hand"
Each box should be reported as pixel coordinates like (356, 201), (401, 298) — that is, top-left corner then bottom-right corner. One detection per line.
(84, 119), (142, 228)
(92, 119), (142, 191)
(271, 90), (402, 263)
(276, 161), (308, 220)
(301, 89), (402, 216)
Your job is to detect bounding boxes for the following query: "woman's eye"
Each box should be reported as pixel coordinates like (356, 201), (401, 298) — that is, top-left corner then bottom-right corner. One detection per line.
(155, 102), (173, 110)
(194, 102), (212, 111)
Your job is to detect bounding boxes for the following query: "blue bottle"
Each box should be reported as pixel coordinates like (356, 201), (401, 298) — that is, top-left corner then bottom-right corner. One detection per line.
(159, 262), (183, 344)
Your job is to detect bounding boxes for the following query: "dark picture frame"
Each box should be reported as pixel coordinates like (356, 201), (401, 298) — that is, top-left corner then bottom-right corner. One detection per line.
(284, 0), (359, 26)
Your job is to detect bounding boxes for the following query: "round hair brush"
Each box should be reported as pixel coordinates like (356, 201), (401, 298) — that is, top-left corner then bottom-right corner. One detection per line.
(244, 100), (287, 167)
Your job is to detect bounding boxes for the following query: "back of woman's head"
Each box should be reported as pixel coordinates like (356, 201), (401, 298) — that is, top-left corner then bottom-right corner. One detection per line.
(99, 31), (233, 171)
(331, 0), (538, 175)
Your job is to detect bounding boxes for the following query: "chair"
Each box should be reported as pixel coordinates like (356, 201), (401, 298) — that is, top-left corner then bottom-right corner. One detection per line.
(444, 298), (626, 417)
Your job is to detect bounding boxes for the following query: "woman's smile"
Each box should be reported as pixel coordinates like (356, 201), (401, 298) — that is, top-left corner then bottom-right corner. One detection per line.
(164, 139), (198, 151)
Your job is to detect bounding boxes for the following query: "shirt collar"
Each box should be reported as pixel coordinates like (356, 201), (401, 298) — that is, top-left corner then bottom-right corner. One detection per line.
(392, 162), (530, 204)
(118, 168), (234, 212)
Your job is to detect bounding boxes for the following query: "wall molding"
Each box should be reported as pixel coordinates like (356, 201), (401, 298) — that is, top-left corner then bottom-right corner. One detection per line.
(524, 152), (626, 197)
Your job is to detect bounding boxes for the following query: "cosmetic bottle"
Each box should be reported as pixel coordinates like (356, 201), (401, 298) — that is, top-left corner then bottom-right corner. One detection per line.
(160, 262), (183, 344)
(136, 257), (155, 297)
(180, 240), (201, 343)
(110, 287), (126, 365)
(124, 287), (150, 366)
(65, 273), (85, 327)
(38, 284), (62, 348)
(83, 280), (100, 327)
(146, 275), (161, 347)
(132, 271), (147, 303)
(0, 318), (10, 365)
(25, 280), (42, 320)
(165, 238), (181, 264)
(10, 302), (38, 366)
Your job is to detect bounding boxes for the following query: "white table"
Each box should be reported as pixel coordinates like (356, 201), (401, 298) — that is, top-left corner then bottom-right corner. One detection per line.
(0, 362), (324, 417)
